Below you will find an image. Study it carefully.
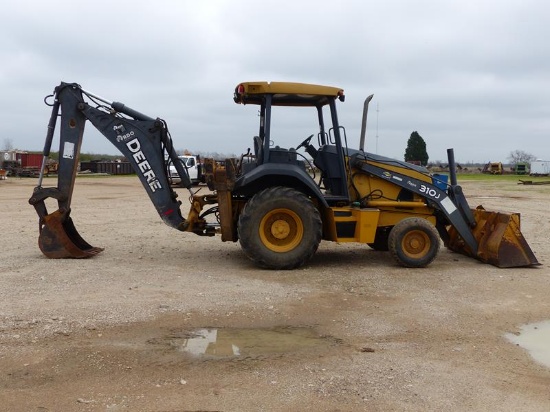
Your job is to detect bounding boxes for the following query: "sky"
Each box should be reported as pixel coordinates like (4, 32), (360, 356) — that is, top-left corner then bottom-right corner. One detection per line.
(1, 0), (549, 164)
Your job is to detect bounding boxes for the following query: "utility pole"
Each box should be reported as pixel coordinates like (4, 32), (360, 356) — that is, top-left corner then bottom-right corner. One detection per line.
(376, 102), (379, 154)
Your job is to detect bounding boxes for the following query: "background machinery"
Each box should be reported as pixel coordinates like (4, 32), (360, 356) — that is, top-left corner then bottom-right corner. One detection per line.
(29, 82), (539, 269)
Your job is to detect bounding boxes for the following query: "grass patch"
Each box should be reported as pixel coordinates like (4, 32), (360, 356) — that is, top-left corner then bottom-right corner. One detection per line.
(456, 174), (549, 183)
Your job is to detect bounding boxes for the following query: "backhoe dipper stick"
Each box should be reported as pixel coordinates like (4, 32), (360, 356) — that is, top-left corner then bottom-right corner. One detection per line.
(30, 83), (105, 258)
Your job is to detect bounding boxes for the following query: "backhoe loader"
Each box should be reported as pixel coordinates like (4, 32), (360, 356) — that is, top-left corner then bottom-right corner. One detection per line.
(29, 81), (539, 269)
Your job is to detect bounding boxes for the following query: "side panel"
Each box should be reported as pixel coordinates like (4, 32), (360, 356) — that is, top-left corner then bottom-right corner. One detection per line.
(323, 207), (380, 243)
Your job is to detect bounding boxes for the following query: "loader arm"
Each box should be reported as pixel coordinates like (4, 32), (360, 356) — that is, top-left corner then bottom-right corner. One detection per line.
(351, 152), (539, 268)
(29, 82), (192, 258)
(351, 155), (479, 252)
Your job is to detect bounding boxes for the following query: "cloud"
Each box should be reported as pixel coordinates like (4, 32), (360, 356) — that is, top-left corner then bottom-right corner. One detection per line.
(1, 0), (549, 163)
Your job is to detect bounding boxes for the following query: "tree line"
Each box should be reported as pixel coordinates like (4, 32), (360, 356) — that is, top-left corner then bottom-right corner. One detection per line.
(404, 132), (536, 167)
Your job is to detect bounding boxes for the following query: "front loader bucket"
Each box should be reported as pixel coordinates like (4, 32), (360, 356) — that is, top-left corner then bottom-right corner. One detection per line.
(38, 209), (104, 259)
(447, 207), (539, 268)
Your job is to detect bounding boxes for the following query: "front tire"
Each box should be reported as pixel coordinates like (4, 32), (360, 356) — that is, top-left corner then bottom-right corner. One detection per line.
(388, 218), (439, 268)
(238, 187), (322, 269)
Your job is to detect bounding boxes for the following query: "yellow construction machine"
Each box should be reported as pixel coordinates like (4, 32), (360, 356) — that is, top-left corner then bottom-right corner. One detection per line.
(29, 81), (539, 269)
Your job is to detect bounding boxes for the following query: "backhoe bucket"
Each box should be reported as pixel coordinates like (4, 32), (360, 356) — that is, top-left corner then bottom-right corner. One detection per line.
(447, 207), (539, 268)
(38, 209), (104, 259)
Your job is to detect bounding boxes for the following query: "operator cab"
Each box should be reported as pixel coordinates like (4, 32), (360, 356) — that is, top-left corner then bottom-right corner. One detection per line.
(233, 81), (349, 202)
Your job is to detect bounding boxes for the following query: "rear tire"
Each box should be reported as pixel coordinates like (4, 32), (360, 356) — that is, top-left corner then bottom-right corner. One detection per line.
(388, 218), (439, 268)
(238, 187), (322, 269)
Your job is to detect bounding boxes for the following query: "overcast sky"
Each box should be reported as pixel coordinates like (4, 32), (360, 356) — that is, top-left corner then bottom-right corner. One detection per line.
(1, 0), (548, 164)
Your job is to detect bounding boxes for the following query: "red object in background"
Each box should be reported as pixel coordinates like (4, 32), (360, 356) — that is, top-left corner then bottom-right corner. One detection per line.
(17, 153), (43, 168)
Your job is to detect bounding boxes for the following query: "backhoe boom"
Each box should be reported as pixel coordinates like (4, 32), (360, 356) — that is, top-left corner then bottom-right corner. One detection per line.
(29, 82), (192, 258)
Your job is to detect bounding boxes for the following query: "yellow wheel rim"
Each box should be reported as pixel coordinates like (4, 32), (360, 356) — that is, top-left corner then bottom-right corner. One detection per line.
(259, 208), (304, 252)
(401, 230), (430, 259)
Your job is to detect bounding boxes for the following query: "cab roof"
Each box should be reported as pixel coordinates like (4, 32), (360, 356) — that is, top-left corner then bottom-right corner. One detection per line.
(234, 81), (344, 107)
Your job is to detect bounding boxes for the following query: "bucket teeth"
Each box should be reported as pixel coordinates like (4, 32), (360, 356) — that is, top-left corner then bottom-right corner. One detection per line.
(447, 207), (539, 268)
(38, 209), (104, 259)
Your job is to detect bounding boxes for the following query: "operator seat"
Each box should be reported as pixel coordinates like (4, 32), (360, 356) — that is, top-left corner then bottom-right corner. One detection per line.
(314, 145), (347, 196)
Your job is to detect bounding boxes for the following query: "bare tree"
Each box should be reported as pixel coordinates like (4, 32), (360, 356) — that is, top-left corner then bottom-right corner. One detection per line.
(507, 150), (536, 166)
(2, 138), (14, 151)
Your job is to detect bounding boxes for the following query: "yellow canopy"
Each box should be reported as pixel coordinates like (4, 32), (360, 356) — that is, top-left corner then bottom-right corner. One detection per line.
(234, 81), (344, 106)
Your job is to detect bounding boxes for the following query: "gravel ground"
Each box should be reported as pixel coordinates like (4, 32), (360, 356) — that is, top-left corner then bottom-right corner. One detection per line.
(0, 175), (549, 411)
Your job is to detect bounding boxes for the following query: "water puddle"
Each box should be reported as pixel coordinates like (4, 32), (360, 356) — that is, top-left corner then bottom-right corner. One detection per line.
(506, 320), (550, 368)
(159, 326), (336, 358)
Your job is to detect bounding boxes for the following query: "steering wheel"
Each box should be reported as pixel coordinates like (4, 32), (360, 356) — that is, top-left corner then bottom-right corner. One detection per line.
(296, 134), (314, 150)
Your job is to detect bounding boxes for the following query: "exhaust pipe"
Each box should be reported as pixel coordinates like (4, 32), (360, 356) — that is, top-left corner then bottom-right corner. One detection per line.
(359, 94), (374, 151)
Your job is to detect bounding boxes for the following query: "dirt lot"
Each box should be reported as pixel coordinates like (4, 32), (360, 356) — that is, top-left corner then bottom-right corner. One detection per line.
(1, 175), (549, 411)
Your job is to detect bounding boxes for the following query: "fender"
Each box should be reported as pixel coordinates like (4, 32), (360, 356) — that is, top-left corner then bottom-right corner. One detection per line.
(234, 163), (329, 207)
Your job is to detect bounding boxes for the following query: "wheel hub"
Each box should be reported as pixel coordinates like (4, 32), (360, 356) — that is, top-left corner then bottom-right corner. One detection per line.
(403, 231), (429, 256)
(271, 219), (291, 239)
(259, 209), (304, 253)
